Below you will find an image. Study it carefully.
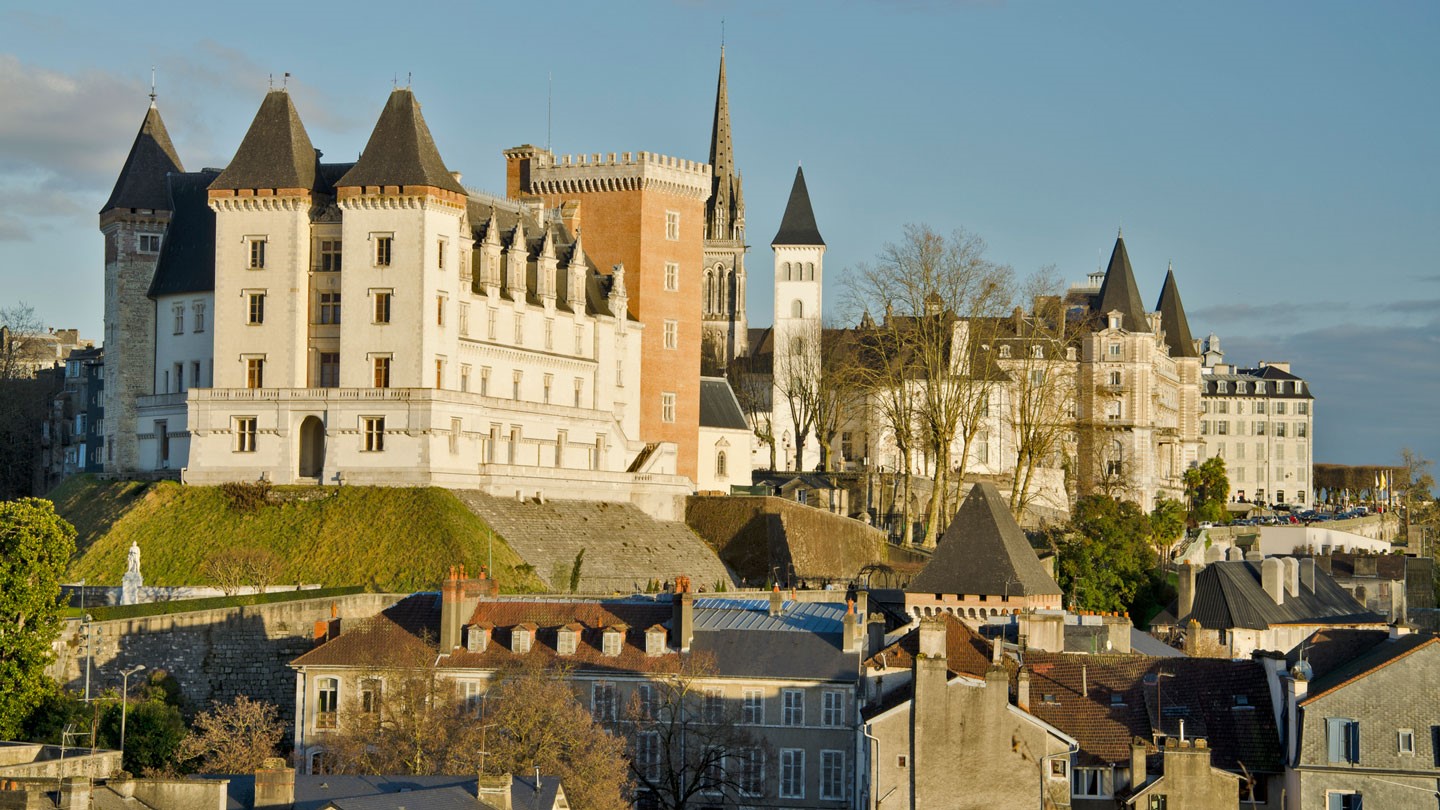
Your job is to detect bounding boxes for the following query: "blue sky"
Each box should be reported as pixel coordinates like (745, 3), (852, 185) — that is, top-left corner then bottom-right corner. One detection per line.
(1, 1), (1435, 466)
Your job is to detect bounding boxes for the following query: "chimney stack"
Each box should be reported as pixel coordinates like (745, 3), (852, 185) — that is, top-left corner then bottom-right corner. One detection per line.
(477, 773), (513, 810)
(867, 612), (886, 657)
(440, 565), (490, 652)
(1017, 668), (1031, 711)
(57, 777), (90, 810)
(1130, 739), (1147, 789)
(255, 758), (295, 808)
(1262, 558), (1285, 605)
(672, 577), (694, 652)
(1283, 557), (1299, 597)
(843, 600), (860, 653)
(769, 584), (783, 617)
(1178, 563), (1198, 620)
(1299, 558), (1316, 592)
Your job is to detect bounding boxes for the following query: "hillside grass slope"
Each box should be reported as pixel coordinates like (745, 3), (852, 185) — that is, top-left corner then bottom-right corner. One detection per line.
(56, 477), (543, 593)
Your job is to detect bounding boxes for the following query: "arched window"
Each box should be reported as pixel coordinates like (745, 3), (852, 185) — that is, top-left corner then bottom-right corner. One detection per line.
(716, 451), (728, 479)
(783, 262), (792, 281)
(806, 262), (815, 280)
(703, 270), (714, 314)
(792, 300), (804, 318)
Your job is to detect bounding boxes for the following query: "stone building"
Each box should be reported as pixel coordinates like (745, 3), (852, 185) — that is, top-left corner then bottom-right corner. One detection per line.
(38, 346), (104, 489)
(1197, 337), (1315, 506)
(702, 49), (748, 374)
(695, 375), (752, 494)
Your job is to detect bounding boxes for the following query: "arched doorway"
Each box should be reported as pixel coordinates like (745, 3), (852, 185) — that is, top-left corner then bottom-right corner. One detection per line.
(299, 416), (326, 479)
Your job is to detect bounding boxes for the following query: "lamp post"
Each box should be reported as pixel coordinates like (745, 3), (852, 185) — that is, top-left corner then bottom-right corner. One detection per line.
(119, 665), (146, 757)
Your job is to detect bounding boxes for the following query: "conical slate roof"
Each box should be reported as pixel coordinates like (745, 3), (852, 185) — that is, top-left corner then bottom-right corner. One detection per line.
(906, 483), (1061, 597)
(1093, 235), (1150, 332)
(210, 91), (317, 192)
(1155, 266), (1198, 358)
(771, 166), (824, 246)
(102, 105), (184, 213)
(337, 89), (465, 194)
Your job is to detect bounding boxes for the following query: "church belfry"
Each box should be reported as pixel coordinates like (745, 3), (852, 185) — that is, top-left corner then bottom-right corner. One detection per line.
(702, 48), (748, 373)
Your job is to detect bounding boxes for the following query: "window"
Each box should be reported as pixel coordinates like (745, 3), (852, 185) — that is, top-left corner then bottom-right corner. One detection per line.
(1031, 345), (1044, 359)
(1255, 400), (1267, 414)
(1298, 423), (1308, 438)
(544, 319), (554, 350)
(234, 417), (257, 452)
(1326, 718), (1360, 764)
(461, 681), (483, 717)
(374, 234), (392, 267)
(742, 689), (763, 725)
(635, 684), (657, 720)
(1108, 343), (1121, 357)
(1276, 423), (1287, 438)
(703, 687), (724, 723)
(460, 364), (471, 393)
(556, 627), (577, 655)
(1218, 381), (1229, 393)
(172, 304), (184, 334)
(437, 238), (447, 270)
(360, 679), (381, 715)
(138, 233), (161, 253)
(512, 371), (522, 400)
(1217, 420), (1229, 435)
(315, 678), (338, 729)
(248, 237), (266, 269)
(664, 261), (679, 290)
(363, 417), (385, 452)
(247, 292), (266, 324)
(782, 689), (804, 726)
(193, 301), (205, 332)
(1030, 369), (1046, 386)
(173, 363), (184, 392)
(716, 451), (728, 479)
(319, 353), (339, 388)
(318, 292), (341, 324)
(1327, 793), (1362, 810)
(459, 303), (470, 336)
(1072, 766), (1111, 798)
(591, 681), (617, 722)
(635, 732), (660, 780)
(738, 748), (764, 796)
(480, 367), (491, 397)
(663, 320), (678, 349)
(1148, 797), (1168, 810)
(791, 299), (804, 318)
(601, 629), (622, 657)
(435, 358), (445, 389)
(1109, 370), (1122, 386)
(573, 378), (583, 408)
(1298, 401), (1309, 415)
(372, 291), (391, 323)
(779, 749), (804, 799)
(1106, 400), (1122, 421)
(1276, 402), (1287, 415)
(542, 374), (553, 405)
(999, 344), (1012, 359)
(661, 392), (676, 423)
(665, 210), (679, 240)
(822, 690), (844, 727)
(1255, 421), (1266, 435)
(372, 356), (391, 388)
(436, 295), (446, 326)
(1398, 729), (1415, 755)
(487, 308), (497, 339)
(191, 360), (201, 388)
(245, 358), (264, 389)
(820, 750), (845, 801)
(319, 239), (342, 272)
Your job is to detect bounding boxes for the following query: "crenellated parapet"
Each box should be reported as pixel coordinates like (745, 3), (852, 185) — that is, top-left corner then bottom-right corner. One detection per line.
(517, 148), (712, 200)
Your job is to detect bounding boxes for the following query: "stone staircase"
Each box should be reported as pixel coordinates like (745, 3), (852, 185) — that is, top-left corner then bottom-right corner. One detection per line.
(454, 492), (734, 593)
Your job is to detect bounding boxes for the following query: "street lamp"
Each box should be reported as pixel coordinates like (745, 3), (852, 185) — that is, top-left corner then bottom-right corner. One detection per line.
(119, 665), (146, 757)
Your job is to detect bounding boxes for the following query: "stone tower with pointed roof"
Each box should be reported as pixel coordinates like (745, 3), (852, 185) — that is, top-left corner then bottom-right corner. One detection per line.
(100, 100), (185, 472)
(701, 49), (748, 374)
(771, 166), (825, 471)
(1075, 233), (1202, 509)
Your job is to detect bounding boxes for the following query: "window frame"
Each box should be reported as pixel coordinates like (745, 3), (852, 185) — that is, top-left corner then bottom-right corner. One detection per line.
(664, 261), (679, 291)
(778, 748), (805, 799)
(373, 233), (393, 267)
(820, 749), (845, 801)
(234, 417), (258, 453)
(363, 416), (386, 452)
(781, 688), (804, 726)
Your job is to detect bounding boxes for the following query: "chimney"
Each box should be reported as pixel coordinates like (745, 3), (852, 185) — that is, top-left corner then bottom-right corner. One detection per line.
(254, 758), (295, 808)
(1283, 557), (1299, 597)
(842, 600), (861, 653)
(1299, 558), (1317, 592)
(58, 777), (90, 810)
(1184, 618), (1200, 655)
(769, 584), (783, 617)
(1178, 563), (1197, 620)
(1284, 668), (1309, 764)
(672, 578), (694, 653)
(441, 565), (486, 652)
(1262, 558), (1285, 605)
(867, 612), (886, 657)
(1130, 739), (1147, 789)
(477, 773), (513, 810)
(918, 616), (946, 659)
(1017, 668), (1031, 711)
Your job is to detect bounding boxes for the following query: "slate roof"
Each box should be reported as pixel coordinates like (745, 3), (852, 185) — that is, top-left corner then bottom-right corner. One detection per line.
(1155, 267), (1199, 358)
(337, 89), (465, 194)
(147, 170), (219, 298)
(218, 774), (563, 810)
(1299, 632), (1437, 705)
(1092, 235), (1150, 333)
(905, 483), (1062, 597)
(210, 91), (319, 192)
(698, 377), (748, 430)
(1021, 654), (1283, 772)
(1184, 560), (1382, 630)
(863, 613), (993, 677)
(102, 105), (185, 213)
(771, 166), (825, 246)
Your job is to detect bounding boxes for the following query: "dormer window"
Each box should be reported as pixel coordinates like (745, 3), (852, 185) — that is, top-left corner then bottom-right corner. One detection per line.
(1031, 345), (1044, 359)
(999, 345), (1012, 359)
(466, 623), (491, 652)
(602, 627), (624, 657)
(1217, 381), (1228, 393)
(1255, 382), (1266, 394)
(645, 625), (667, 656)
(511, 624), (534, 654)
(1110, 693), (1125, 707)
(1108, 343), (1121, 357)
(1108, 314), (1121, 329)
(556, 624), (581, 656)
(1233, 694), (1251, 709)
(1237, 382), (1247, 393)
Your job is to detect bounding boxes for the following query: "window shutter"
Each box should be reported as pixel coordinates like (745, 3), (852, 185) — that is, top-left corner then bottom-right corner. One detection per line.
(1327, 795), (1343, 810)
(1347, 722), (1360, 764)
(1327, 718), (1345, 762)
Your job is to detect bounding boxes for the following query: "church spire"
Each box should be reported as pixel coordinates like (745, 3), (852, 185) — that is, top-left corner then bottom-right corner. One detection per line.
(772, 166), (825, 247)
(706, 48), (742, 242)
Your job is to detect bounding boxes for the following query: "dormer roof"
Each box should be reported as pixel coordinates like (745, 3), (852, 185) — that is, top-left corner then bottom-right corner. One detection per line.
(1093, 235), (1149, 332)
(336, 89), (465, 194)
(102, 104), (185, 213)
(1156, 267), (1199, 358)
(210, 91), (318, 193)
(771, 166), (825, 247)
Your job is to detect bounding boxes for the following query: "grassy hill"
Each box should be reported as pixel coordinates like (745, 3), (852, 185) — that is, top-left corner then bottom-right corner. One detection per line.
(54, 477), (543, 593)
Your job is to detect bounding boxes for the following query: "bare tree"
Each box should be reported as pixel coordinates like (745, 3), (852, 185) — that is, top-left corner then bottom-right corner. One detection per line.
(0, 303), (58, 499)
(849, 313), (921, 538)
(774, 326), (819, 471)
(849, 225), (1014, 545)
(728, 359), (777, 471)
(178, 695), (284, 773)
(0, 303), (46, 381)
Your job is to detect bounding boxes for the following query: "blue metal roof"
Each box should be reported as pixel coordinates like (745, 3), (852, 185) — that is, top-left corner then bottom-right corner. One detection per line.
(693, 597), (847, 634)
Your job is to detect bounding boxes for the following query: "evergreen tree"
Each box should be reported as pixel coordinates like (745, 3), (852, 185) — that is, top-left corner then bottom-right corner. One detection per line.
(0, 498), (77, 736)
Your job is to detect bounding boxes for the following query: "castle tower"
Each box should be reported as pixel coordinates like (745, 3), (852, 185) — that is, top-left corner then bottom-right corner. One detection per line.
(503, 146), (709, 482)
(1156, 265), (1203, 478)
(100, 100), (184, 472)
(702, 48), (747, 373)
(771, 166), (825, 471)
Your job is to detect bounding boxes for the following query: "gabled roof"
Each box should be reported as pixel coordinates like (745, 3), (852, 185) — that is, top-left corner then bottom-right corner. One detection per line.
(698, 377), (748, 430)
(102, 104), (185, 213)
(147, 170), (220, 298)
(905, 483), (1061, 597)
(1155, 267), (1198, 358)
(863, 613), (993, 677)
(210, 91), (318, 192)
(337, 89), (465, 194)
(1092, 235), (1150, 332)
(1185, 560), (1382, 630)
(771, 166), (824, 246)
(1300, 632), (1438, 705)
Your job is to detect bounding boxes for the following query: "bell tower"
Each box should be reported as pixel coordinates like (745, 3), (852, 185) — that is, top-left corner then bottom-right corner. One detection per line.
(771, 166), (825, 471)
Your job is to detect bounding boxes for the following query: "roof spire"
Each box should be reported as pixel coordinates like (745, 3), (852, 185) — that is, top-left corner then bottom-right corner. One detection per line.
(1093, 231), (1149, 332)
(1156, 264), (1199, 357)
(149, 65), (156, 108)
(102, 101), (184, 214)
(706, 46), (743, 241)
(771, 166), (825, 247)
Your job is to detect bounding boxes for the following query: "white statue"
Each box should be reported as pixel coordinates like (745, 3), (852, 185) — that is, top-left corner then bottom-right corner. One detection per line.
(126, 541), (141, 575)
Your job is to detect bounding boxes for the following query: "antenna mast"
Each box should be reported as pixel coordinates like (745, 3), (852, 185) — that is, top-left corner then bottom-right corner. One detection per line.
(546, 72), (553, 154)
(149, 66), (156, 107)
